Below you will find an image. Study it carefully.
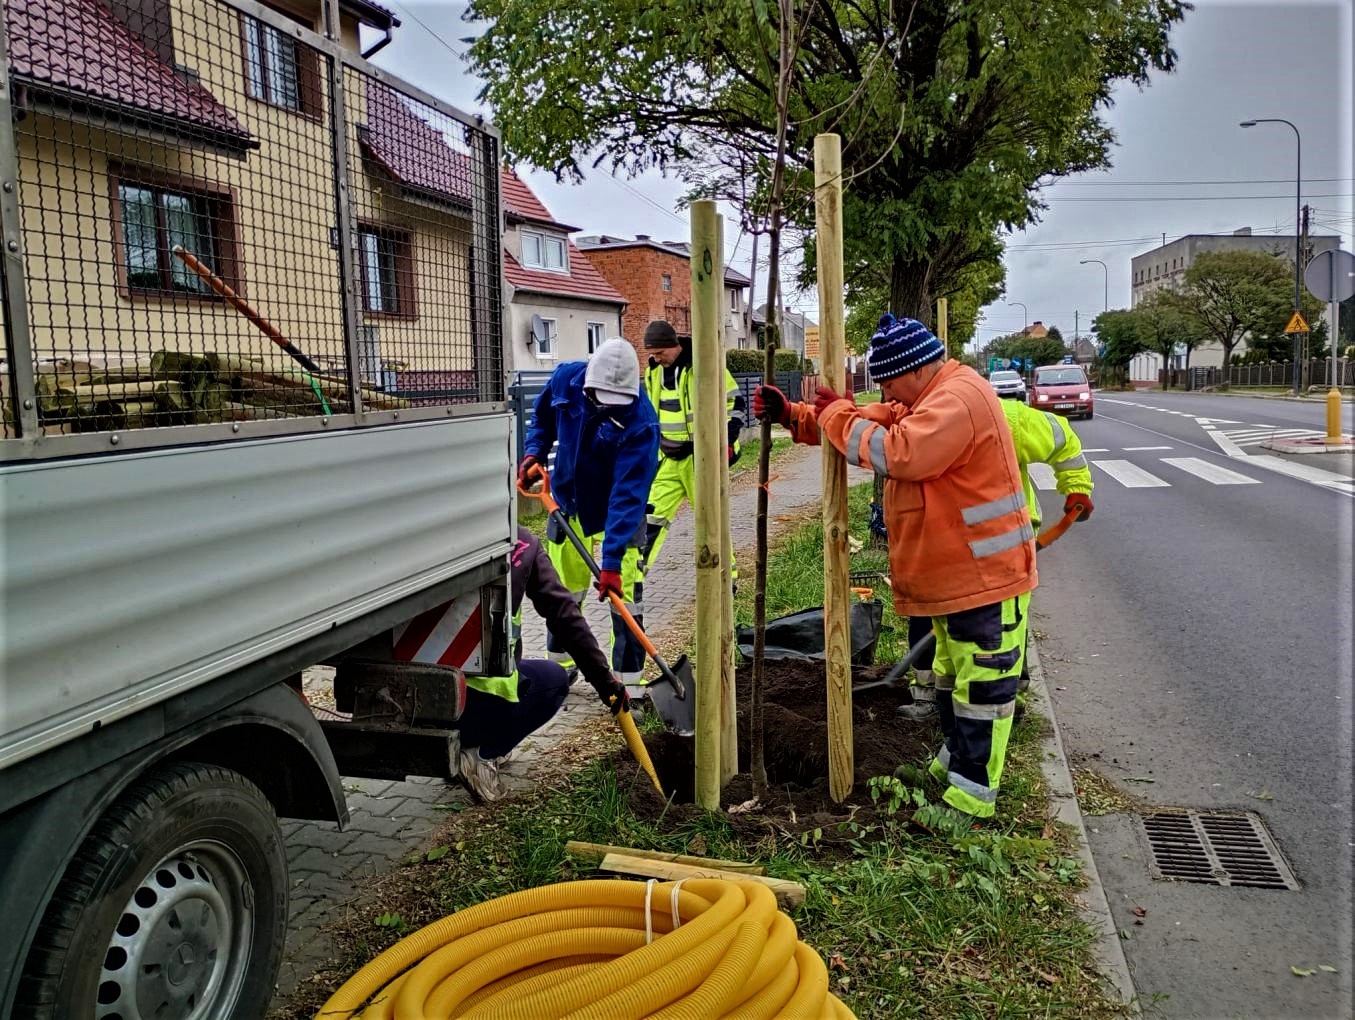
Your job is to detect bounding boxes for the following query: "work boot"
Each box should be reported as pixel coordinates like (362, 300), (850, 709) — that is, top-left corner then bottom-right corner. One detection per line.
(457, 748), (506, 803)
(896, 681), (937, 722)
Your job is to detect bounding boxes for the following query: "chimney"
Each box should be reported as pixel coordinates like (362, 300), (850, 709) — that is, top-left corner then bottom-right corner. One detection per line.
(635, 234), (651, 241)
(1032, 320), (1043, 327)
(1233, 227), (1252, 236)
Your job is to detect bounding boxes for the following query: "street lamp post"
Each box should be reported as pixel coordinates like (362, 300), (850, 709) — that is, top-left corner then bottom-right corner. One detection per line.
(1080, 259), (1109, 313)
(1240, 118), (1302, 396)
(1007, 301), (1028, 330)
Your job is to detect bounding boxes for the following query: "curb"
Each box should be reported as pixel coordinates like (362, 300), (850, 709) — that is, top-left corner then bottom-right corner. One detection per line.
(1026, 640), (1139, 1011)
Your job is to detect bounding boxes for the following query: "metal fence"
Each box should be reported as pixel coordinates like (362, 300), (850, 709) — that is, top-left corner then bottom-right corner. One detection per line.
(1, 0), (502, 456)
(1182, 359), (1354, 391)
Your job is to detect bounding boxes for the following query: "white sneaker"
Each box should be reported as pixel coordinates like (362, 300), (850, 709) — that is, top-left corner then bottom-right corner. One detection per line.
(457, 748), (505, 803)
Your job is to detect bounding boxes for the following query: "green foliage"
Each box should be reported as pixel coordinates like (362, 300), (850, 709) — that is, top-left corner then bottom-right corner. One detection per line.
(1091, 308), (1144, 369)
(468, 0), (1189, 323)
(726, 348), (801, 373)
(1172, 249), (1327, 366)
(983, 332), (1066, 370)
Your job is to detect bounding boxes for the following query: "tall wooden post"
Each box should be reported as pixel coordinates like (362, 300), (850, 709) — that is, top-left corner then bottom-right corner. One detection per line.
(936, 297), (949, 358)
(814, 134), (853, 802)
(717, 217), (738, 786)
(691, 200), (725, 808)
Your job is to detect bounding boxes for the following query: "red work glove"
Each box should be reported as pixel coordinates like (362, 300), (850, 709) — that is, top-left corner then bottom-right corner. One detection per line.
(727, 444), (739, 466)
(752, 385), (791, 426)
(1064, 492), (1094, 521)
(596, 569), (624, 601)
(517, 454), (541, 489)
(813, 385), (849, 418)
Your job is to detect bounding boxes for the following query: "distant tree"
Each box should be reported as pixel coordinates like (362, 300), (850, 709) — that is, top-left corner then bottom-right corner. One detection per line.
(1046, 325), (1065, 348)
(985, 331), (1066, 371)
(1134, 291), (1204, 389)
(1174, 250), (1326, 374)
(1092, 308), (1144, 386)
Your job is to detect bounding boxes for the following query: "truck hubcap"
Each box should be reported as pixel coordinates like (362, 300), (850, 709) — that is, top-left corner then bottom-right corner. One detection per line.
(95, 842), (253, 1020)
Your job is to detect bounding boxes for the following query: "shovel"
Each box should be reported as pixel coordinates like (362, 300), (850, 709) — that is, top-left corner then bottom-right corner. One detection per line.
(518, 467), (697, 737)
(855, 506), (1083, 696)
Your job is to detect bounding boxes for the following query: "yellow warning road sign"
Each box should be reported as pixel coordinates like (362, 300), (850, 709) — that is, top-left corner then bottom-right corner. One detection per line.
(1284, 311), (1310, 334)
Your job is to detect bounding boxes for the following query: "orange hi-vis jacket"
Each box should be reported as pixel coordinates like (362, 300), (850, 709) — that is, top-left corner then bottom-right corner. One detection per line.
(785, 361), (1038, 617)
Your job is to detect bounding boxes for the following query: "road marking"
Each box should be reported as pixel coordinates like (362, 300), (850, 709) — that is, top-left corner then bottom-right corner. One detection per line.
(1206, 429), (1248, 459)
(1092, 459), (1171, 488)
(1160, 457), (1261, 485)
(1029, 463), (1057, 490)
(1082, 448), (1110, 453)
(1124, 445), (1173, 451)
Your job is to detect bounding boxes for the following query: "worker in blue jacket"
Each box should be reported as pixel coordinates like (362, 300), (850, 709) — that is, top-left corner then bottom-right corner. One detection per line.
(520, 337), (660, 688)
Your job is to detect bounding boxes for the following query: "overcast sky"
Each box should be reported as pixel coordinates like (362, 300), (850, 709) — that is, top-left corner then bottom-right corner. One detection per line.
(371, 1), (1354, 350)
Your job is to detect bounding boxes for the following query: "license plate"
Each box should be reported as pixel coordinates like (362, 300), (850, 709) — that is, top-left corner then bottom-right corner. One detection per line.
(1054, 403), (1074, 411)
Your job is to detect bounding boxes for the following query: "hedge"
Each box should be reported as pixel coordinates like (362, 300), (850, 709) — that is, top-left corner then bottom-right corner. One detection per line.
(725, 349), (805, 373)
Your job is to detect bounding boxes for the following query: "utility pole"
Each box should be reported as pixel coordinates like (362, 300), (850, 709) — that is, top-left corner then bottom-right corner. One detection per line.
(1074, 310), (1079, 353)
(1301, 204), (1311, 387)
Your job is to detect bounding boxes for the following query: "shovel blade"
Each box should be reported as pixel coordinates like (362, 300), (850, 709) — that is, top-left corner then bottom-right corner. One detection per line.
(646, 654), (696, 736)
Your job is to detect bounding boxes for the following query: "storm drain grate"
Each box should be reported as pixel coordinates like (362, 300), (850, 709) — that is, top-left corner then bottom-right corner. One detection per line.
(1141, 811), (1299, 890)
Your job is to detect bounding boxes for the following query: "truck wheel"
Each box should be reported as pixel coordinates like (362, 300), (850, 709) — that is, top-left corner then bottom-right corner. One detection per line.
(17, 762), (288, 1020)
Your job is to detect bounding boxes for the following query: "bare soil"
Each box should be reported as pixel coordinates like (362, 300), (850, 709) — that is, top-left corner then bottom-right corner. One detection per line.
(630, 660), (938, 831)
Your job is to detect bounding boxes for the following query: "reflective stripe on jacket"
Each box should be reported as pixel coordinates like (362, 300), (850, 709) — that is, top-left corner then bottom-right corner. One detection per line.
(467, 527), (613, 701)
(999, 401), (1093, 528)
(789, 361), (1038, 617)
(644, 358), (742, 455)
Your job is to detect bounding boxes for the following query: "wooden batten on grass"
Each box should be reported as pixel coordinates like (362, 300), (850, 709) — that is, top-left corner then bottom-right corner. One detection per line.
(564, 841), (764, 875)
(690, 200), (729, 810)
(597, 853), (804, 909)
(716, 215), (737, 788)
(814, 133), (854, 803)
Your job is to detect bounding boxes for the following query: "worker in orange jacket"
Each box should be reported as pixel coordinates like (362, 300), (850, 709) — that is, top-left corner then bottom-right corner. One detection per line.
(754, 314), (1037, 819)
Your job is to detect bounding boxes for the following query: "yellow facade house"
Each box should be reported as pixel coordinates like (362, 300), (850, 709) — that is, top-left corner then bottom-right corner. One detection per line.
(4, 0), (485, 434)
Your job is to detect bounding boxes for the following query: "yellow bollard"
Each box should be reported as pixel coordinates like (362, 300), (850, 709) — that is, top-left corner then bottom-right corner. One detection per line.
(1327, 387), (1344, 442)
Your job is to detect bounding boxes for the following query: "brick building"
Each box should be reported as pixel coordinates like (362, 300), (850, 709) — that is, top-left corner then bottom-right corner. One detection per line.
(575, 235), (751, 366)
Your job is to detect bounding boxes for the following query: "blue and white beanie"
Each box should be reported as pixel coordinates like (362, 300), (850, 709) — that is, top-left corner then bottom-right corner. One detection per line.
(866, 313), (944, 381)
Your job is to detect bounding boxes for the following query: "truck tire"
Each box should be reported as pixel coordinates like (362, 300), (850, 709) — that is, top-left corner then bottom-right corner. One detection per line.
(16, 761), (288, 1020)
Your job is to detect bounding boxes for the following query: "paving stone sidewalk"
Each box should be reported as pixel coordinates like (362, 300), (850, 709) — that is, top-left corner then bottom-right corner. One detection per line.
(274, 441), (856, 1001)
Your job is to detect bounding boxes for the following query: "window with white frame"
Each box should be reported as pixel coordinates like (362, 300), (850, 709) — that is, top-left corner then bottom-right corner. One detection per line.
(534, 317), (558, 358)
(521, 230), (567, 272)
(587, 321), (607, 353)
(729, 288), (738, 310)
(661, 273), (672, 292)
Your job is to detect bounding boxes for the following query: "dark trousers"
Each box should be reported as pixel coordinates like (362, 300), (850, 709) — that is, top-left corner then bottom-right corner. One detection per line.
(458, 659), (570, 759)
(908, 615), (936, 670)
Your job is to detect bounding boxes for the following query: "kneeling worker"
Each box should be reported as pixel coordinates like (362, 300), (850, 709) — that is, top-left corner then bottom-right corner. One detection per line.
(458, 526), (630, 801)
(754, 314), (1037, 819)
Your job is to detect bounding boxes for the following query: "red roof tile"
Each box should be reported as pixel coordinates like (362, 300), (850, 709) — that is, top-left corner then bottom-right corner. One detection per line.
(360, 82), (473, 204)
(5, 0), (253, 147)
(504, 243), (625, 306)
(501, 166), (579, 231)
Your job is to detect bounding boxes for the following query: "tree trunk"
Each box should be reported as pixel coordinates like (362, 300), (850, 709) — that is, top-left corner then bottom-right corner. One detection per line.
(889, 252), (933, 324)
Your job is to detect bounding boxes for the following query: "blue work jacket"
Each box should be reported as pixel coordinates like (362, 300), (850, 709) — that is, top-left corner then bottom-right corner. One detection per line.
(524, 361), (659, 571)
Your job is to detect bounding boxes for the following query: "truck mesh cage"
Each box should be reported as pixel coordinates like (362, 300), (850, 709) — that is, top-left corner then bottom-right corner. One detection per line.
(1, 0), (502, 448)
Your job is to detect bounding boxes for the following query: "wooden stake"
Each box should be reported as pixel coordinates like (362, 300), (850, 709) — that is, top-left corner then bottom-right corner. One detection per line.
(814, 133), (854, 803)
(691, 200), (725, 809)
(717, 215), (737, 787)
(936, 297), (949, 355)
(564, 841), (764, 874)
(597, 854), (804, 908)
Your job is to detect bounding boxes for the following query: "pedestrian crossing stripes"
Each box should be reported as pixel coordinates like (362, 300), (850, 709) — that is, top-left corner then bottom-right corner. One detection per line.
(1213, 427), (1327, 447)
(1091, 459), (1172, 488)
(1160, 457), (1261, 485)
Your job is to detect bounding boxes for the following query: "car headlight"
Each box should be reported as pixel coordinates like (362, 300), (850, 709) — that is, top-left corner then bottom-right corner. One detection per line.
(1036, 393), (1049, 402)
(1079, 392), (1090, 400)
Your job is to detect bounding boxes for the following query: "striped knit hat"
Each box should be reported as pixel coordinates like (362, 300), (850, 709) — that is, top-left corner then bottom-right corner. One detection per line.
(866, 313), (944, 381)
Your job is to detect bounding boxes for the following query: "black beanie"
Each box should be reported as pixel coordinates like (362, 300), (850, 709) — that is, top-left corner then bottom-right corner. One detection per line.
(643, 320), (680, 349)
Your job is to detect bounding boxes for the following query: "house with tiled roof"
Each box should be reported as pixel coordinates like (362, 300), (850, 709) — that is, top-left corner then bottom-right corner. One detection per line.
(575, 235), (753, 364)
(2, 0), (501, 396)
(498, 170), (626, 372)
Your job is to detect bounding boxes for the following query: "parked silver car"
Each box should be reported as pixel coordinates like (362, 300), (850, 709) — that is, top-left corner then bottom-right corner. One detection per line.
(987, 369), (1027, 401)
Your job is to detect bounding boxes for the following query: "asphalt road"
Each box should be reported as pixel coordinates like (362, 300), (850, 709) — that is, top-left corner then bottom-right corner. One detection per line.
(1032, 390), (1353, 1019)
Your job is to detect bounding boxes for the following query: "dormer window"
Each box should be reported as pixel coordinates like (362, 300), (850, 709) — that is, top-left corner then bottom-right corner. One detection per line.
(522, 230), (567, 272)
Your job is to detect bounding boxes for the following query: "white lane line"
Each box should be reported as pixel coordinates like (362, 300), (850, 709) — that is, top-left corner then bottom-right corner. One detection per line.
(1092, 459), (1171, 488)
(1124, 445), (1173, 451)
(1161, 457), (1261, 485)
(1082, 448), (1110, 453)
(1239, 455), (1355, 491)
(1029, 463), (1057, 490)
(1206, 429), (1248, 459)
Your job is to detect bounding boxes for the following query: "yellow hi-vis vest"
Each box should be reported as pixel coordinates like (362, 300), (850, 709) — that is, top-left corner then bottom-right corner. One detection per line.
(1000, 400), (1093, 528)
(645, 360), (741, 452)
(464, 608), (521, 702)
